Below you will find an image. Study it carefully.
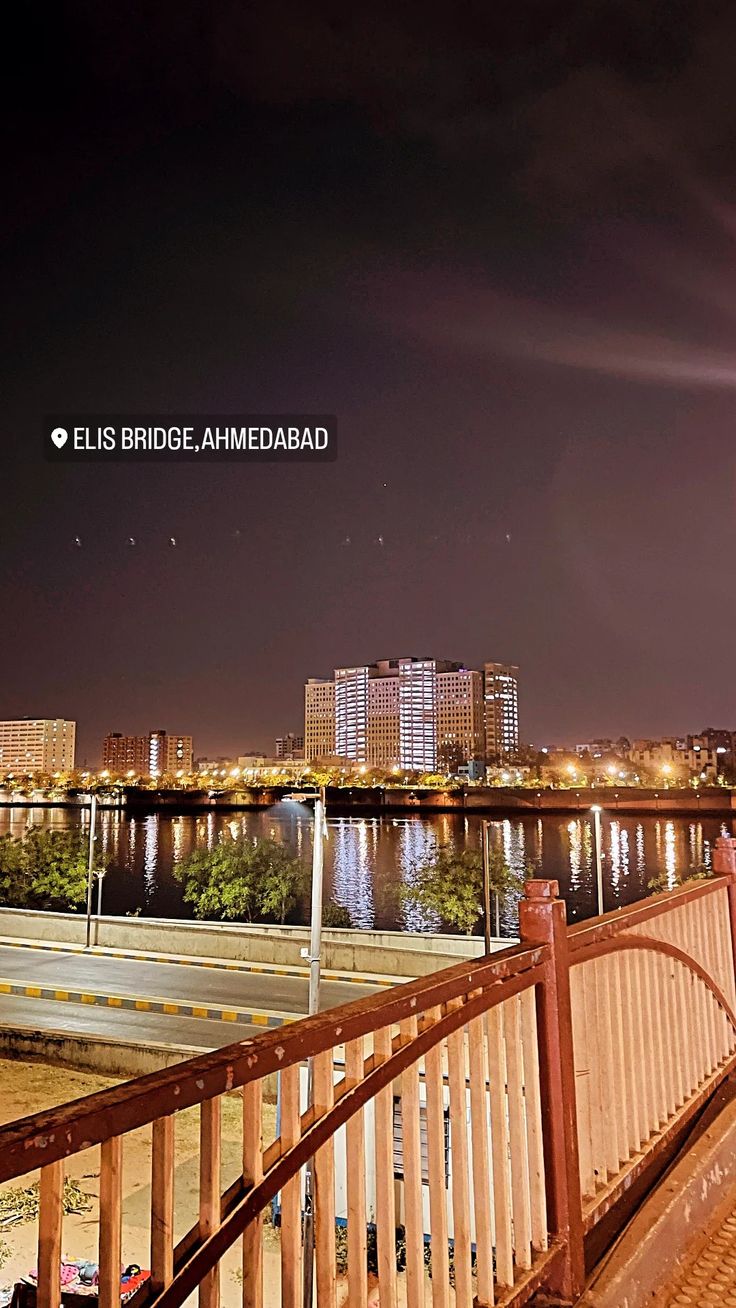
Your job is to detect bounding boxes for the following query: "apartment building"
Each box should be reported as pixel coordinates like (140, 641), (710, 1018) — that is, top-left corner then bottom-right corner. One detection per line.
(102, 730), (193, 776)
(0, 719), (76, 772)
(483, 662), (520, 762)
(304, 679), (336, 761)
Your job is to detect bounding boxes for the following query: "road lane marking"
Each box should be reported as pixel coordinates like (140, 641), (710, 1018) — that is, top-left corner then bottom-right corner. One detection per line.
(0, 977), (294, 1029)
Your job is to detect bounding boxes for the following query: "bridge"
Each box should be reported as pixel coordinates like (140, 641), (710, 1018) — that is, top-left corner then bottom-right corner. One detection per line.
(4, 840), (736, 1306)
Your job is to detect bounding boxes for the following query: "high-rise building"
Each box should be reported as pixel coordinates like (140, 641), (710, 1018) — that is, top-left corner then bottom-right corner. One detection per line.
(304, 679), (336, 761)
(483, 663), (520, 761)
(437, 667), (484, 772)
(102, 730), (193, 776)
(276, 733), (305, 760)
(399, 657), (440, 770)
(335, 664), (370, 761)
(306, 657), (489, 771)
(0, 719), (76, 772)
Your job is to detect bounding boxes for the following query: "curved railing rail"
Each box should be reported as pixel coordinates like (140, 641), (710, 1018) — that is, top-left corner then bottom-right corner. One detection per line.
(3, 835), (736, 1308)
(566, 864), (736, 1228)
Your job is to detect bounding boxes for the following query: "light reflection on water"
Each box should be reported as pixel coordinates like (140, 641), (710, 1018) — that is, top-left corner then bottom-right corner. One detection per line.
(0, 805), (733, 935)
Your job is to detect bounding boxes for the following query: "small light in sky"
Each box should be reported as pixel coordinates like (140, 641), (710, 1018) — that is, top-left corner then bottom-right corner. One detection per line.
(128, 537), (136, 546)
(169, 536), (177, 546)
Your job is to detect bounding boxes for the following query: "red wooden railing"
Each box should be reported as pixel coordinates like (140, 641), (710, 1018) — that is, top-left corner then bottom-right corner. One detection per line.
(3, 835), (736, 1307)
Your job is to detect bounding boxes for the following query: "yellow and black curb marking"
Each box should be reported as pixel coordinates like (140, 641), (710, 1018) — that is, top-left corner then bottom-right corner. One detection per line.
(0, 937), (396, 987)
(0, 978), (293, 1028)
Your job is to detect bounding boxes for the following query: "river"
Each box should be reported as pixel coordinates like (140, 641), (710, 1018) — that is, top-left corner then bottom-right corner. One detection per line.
(0, 804), (731, 936)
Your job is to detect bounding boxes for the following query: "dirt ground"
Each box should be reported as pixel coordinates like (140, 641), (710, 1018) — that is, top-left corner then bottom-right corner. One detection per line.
(0, 1059), (416, 1306)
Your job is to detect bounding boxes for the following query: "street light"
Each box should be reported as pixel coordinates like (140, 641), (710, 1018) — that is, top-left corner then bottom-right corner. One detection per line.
(84, 792), (98, 949)
(481, 820), (500, 953)
(283, 786), (328, 1308)
(591, 805), (604, 916)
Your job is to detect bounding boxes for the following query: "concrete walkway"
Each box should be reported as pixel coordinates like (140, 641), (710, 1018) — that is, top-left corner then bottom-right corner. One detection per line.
(578, 1083), (736, 1308)
(652, 1192), (736, 1306)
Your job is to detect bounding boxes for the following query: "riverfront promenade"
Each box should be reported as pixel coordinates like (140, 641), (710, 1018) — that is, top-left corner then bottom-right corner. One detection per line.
(3, 782), (736, 814)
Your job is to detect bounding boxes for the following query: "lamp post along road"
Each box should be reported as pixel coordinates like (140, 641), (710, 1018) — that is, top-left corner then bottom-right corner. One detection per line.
(84, 793), (97, 949)
(297, 786), (327, 1308)
(482, 820), (492, 954)
(591, 805), (604, 916)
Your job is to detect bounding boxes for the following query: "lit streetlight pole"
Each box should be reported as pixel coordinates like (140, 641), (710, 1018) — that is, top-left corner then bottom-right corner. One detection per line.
(482, 820), (491, 954)
(284, 785), (327, 1308)
(591, 804), (604, 916)
(84, 792), (98, 949)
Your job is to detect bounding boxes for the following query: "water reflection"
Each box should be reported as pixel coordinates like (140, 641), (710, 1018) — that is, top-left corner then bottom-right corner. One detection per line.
(0, 806), (732, 935)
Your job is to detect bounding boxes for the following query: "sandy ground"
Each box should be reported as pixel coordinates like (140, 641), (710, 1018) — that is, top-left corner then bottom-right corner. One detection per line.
(0, 1060), (427, 1306)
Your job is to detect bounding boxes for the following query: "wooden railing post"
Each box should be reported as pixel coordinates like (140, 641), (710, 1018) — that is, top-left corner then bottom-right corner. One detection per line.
(519, 878), (585, 1300)
(714, 836), (736, 981)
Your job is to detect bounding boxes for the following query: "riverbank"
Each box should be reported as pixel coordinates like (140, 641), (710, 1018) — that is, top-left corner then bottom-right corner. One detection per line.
(0, 783), (734, 815)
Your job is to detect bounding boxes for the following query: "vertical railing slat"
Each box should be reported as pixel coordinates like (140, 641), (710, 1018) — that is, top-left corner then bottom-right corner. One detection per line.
(610, 954), (629, 1166)
(597, 957), (620, 1173)
(99, 1137), (123, 1308)
(695, 898), (719, 1074)
(399, 1018), (425, 1308)
(199, 1097), (222, 1308)
(570, 968), (594, 1197)
(520, 985), (548, 1253)
(584, 962), (606, 1190)
(37, 1160), (64, 1308)
(345, 1037), (368, 1308)
(242, 1079), (263, 1308)
(424, 1007), (451, 1306)
(446, 1006), (473, 1305)
(468, 1011), (495, 1306)
(151, 1116), (175, 1294)
(486, 1004), (514, 1289)
(630, 952), (652, 1145)
(619, 954), (642, 1155)
(279, 1063), (302, 1308)
(313, 1049), (336, 1308)
(505, 994), (532, 1264)
(374, 1026), (398, 1308)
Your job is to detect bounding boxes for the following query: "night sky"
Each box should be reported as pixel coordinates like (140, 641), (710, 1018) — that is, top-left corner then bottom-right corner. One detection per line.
(3, 2), (736, 764)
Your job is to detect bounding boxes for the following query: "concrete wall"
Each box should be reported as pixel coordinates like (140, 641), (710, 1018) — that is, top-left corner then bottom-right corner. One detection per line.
(0, 908), (509, 977)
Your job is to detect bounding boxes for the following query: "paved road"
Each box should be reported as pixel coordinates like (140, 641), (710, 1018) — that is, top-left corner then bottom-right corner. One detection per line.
(0, 944), (380, 1013)
(0, 989), (263, 1046)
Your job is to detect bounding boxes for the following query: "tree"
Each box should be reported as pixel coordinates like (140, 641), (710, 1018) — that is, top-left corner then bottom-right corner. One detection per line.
(0, 827), (95, 912)
(403, 845), (524, 935)
(175, 836), (305, 924)
(322, 901), (354, 928)
(257, 842), (307, 923)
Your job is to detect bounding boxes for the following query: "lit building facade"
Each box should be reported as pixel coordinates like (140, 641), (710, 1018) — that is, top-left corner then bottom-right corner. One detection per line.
(304, 679), (336, 761)
(399, 658), (440, 770)
(437, 667), (484, 772)
(0, 719), (76, 772)
(306, 657), (491, 771)
(483, 663), (520, 761)
(102, 730), (193, 776)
